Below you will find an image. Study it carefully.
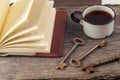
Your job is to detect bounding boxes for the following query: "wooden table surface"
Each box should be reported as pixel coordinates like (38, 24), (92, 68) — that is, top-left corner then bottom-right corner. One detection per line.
(0, 1), (120, 80)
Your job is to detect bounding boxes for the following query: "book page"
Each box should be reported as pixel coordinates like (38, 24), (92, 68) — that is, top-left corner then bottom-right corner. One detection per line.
(6, 1), (56, 50)
(0, 0), (47, 43)
(0, 0), (56, 53)
(2, 42), (47, 49)
(0, 27), (39, 45)
(0, 47), (50, 53)
(0, 0), (9, 36)
(0, 8), (56, 53)
(0, 0), (34, 42)
(2, 36), (43, 47)
(37, 1), (54, 35)
(38, 8), (56, 49)
(41, 8), (56, 51)
(36, 1), (56, 51)
(10, 0), (17, 3)
(37, 1), (56, 43)
(0, 0), (53, 47)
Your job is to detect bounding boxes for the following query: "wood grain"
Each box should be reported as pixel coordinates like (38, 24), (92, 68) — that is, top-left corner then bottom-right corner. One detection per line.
(0, 2), (120, 80)
(54, 0), (101, 7)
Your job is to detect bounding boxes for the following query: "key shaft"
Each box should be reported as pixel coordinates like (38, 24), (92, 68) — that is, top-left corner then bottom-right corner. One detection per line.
(79, 40), (106, 60)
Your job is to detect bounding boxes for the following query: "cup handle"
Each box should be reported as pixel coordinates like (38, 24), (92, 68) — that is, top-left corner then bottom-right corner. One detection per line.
(71, 11), (82, 23)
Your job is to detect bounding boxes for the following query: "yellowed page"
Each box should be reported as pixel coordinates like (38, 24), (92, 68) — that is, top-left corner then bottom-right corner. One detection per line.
(6, 1), (56, 50)
(0, 47), (50, 53)
(0, 0), (34, 42)
(36, 1), (56, 51)
(0, 0), (47, 43)
(2, 36), (43, 47)
(0, 27), (38, 45)
(0, 8), (56, 53)
(3, 42), (47, 49)
(41, 8), (56, 51)
(0, 0), (9, 36)
(37, 1), (54, 34)
(1, 0), (49, 46)
(0, 0), (56, 53)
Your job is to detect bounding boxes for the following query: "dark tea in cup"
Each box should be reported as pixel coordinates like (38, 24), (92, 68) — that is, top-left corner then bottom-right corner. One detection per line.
(84, 10), (113, 25)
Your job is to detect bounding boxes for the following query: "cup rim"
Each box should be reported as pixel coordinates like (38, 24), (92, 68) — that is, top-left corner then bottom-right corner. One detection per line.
(81, 5), (116, 25)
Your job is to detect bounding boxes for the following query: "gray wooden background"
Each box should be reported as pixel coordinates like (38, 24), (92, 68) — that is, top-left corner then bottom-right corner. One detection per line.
(0, 0), (120, 80)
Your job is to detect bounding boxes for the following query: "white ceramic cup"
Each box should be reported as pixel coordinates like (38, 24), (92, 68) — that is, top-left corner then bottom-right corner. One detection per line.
(71, 5), (116, 39)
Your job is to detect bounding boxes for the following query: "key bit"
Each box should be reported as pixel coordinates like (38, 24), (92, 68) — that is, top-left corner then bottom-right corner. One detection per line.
(97, 40), (107, 47)
(56, 63), (67, 70)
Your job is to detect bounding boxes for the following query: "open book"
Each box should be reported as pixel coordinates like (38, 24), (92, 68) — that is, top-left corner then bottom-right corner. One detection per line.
(0, 0), (57, 54)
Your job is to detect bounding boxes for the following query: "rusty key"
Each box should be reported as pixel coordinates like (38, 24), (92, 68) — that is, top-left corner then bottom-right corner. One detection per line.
(69, 40), (107, 67)
(81, 54), (120, 74)
(56, 38), (85, 70)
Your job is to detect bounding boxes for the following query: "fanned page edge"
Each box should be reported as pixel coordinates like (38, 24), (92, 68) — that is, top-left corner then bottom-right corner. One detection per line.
(0, 0), (35, 43)
(0, 0), (48, 43)
(0, 0), (57, 53)
(0, 0), (9, 36)
(0, 8), (56, 53)
(0, 0), (48, 45)
(1, 1), (55, 48)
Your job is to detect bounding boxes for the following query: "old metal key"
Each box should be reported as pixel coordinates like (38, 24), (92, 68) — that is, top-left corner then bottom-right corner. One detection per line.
(81, 54), (120, 73)
(56, 38), (84, 70)
(69, 40), (107, 67)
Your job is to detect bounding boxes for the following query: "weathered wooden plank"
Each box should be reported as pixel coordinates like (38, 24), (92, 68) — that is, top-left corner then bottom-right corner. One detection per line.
(54, 0), (101, 7)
